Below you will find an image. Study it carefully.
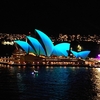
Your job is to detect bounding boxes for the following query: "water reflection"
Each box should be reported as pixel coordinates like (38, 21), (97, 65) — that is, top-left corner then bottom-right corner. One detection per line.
(92, 68), (100, 100)
(1, 66), (100, 99)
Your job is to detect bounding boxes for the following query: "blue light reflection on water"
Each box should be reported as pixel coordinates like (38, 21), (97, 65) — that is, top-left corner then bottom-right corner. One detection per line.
(0, 66), (99, 100)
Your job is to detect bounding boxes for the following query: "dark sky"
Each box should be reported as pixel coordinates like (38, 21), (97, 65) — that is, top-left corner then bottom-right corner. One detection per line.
(0, 1), (100, 36)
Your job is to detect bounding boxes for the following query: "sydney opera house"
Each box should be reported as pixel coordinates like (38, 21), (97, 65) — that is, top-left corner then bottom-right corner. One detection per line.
(13, 29), (91, 64)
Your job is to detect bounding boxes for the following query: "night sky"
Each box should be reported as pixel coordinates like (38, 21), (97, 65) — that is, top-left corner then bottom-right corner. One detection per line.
(0, 1), (100, 36)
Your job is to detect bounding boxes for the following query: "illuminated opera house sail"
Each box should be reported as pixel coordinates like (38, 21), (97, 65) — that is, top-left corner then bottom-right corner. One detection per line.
(14, 29), (91, 59)
(71, 50), (91, 59)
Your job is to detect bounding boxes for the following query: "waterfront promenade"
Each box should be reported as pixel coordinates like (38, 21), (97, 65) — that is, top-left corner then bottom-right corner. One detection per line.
(0, 56), (100, 68)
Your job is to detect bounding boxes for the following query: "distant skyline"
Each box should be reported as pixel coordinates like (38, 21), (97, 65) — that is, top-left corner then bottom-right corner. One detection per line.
(0, 1), (100, 36)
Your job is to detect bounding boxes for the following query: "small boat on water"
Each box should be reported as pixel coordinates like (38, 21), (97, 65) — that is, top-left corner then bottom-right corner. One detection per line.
(32, 70), (38, 75)
(34, 70), (38, 74)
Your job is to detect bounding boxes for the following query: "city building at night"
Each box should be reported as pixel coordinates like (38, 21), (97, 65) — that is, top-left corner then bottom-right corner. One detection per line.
(14, 29), (91, 59)
(0, 29), (97, 66)
(14, 29), (71, 57)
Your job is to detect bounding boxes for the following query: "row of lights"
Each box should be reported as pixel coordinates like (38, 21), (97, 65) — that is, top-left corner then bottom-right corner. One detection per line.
(0, 58), (88, 65)
(2, 41), (14, 45)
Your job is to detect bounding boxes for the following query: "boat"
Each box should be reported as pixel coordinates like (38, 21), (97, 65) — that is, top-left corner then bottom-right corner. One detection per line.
(34, 70), (38, 74)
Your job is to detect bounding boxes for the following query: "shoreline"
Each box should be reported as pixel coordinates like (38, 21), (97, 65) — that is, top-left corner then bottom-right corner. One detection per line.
(0, 62), (99, 68)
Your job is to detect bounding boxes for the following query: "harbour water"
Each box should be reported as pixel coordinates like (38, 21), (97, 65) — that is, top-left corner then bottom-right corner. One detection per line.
(0, 65), (100, 100)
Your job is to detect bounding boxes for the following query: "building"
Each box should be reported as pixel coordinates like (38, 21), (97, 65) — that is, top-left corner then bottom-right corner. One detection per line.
(14, 29), (91, 63)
